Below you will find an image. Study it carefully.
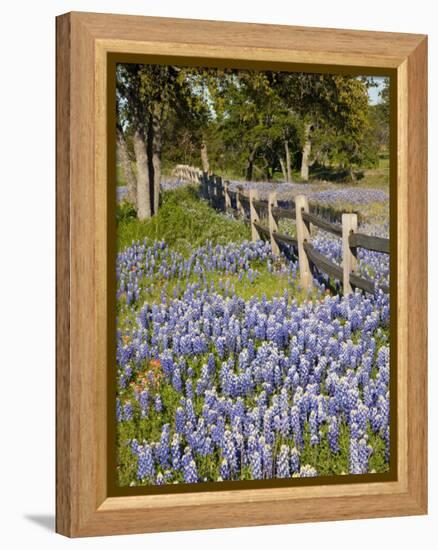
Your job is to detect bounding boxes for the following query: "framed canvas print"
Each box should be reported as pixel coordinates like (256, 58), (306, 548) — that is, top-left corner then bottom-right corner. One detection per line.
(56, 12), (428, 537)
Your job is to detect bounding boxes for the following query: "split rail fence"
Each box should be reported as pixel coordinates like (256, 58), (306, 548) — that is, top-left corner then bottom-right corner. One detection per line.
(177, 166), (389, 296)
(173, 164), (203, 184)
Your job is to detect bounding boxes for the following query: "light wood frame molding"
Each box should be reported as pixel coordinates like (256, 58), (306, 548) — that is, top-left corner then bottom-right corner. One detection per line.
(56, 11), (428, 537)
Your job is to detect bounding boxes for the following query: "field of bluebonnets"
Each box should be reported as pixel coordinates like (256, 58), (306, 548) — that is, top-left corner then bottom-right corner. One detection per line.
(115, 179), (390, 487)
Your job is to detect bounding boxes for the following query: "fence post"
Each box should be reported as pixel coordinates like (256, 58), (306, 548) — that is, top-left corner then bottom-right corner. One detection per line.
(208, 174), (215, 206)
(268, 192), (280, 256)
(249, 189), (261, 241)
(202, 171), (208, 198)
(236, 188), (245, 218)
(210, 175), (215, 203)
(295, 194), (313, 291)
(216, 176), (223, 210)
(223, 181), (231, 212)
(342, 213), (358, 295)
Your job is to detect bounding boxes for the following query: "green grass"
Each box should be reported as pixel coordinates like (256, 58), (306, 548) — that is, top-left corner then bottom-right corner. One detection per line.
(117, 262), (318, 322)
(116, 164), (126, 186)
(117, 185), (251, 254)
(116, 161), (137, 187)
(287, 157), (389, 199)
(140, 266), (292, 303)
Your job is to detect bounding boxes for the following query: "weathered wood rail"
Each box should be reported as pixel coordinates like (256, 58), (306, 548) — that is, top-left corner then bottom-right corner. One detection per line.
(302, 211), (343, 237)
(173, 164), (203, 184)
(178, 166), (390, 296)
(349, 232), (390, 254)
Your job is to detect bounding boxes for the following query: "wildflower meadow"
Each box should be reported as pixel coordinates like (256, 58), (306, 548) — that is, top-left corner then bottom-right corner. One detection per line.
(114, 62), (391, 487)
(115, 185), (390, 486)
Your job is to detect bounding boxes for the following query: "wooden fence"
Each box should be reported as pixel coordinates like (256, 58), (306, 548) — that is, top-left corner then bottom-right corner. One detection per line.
(173, 164), (203, 184)
(198, 171), (390, 296)
(174, 165), (389, 296)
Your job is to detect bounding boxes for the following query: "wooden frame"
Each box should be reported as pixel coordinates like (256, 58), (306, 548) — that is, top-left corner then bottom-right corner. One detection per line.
(56, 11), (427, 537)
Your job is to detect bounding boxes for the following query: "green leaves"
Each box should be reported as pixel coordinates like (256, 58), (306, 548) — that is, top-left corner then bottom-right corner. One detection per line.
(117, 62), (388, 185)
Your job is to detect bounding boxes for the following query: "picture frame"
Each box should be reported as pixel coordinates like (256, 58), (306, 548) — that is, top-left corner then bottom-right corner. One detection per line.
(56, 11), (427, 537)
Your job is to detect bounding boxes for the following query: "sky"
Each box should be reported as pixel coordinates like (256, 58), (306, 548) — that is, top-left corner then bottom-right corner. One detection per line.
(368, 76), (386, 105)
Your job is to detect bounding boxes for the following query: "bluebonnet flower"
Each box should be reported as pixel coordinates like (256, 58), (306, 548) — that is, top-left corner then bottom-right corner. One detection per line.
(276, 445), (290, 478)
(290, 447), (300, 473)
(138, 390), (149, 417)
(137, 443), (154, 480)
(262, 443), (273, 478)
(384, 426), (390, 462)
(349, 438), (361, 474)
(157, 424), (170, 468)
(220, 458), (230, 480)
(116, 398), (122, 422)
(290, 405), (303, 448)
(154, 395), (163, 413)
(207, 353), (216, 376)
(185, 378), (194, 399)
(328, 416), (340, 453)
(309, 410), (319, 445)
(181, 447), (198, 484)
(118, 235), (390, 486)
(130, 438), (140, 456)
(123, 401), (133, 421)
(299, 465), (318, 477)
(250, 451), (263, 480)
(175, 406), (185, 434)
(358, 436), (373, 472)
(185, 398), (197, 425)
(171, 433), (181, 470)
(172, 366), (182, 392)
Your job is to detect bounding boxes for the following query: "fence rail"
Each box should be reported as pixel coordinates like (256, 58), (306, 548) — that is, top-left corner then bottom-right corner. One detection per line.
(303, 242), (343, 281)
(253, 199), (269, 212)
(253, 221), (271, 238)
(173, 164), (203, 184)
(349, 232), (390, 254)
(175, 165), (389, 296)
(273, 231), (298, 247)
(302, 211), (343, 237)
(272, 206), (296, 220)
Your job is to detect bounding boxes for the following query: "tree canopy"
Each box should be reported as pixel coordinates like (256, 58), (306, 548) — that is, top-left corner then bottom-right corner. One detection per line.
(116, 64), (389, 219)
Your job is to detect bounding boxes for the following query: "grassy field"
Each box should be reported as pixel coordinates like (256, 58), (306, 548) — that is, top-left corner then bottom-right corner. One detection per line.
(117, 185), (251, 254)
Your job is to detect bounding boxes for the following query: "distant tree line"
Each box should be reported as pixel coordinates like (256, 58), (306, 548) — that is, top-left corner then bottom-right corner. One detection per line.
(116, 64), (389, 219)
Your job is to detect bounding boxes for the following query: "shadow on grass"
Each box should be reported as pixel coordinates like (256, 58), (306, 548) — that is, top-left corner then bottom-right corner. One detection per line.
(310, 163), (365, 183)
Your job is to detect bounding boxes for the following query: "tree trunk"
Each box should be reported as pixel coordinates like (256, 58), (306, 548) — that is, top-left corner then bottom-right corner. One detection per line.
(151, 104), (163, 215)
(246, 161), (253, 181)
(116, 127), (137, 204)
(284, 140), (292, 183)
(265, 159), (273, 181)
(300, 123), (312, 182)
(200, 141), (210, 173)
(246, 147), (257, 181)
(147, 120), (155, 215)
(279, 157), (287, 181)
(133, 129), (151, 220)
